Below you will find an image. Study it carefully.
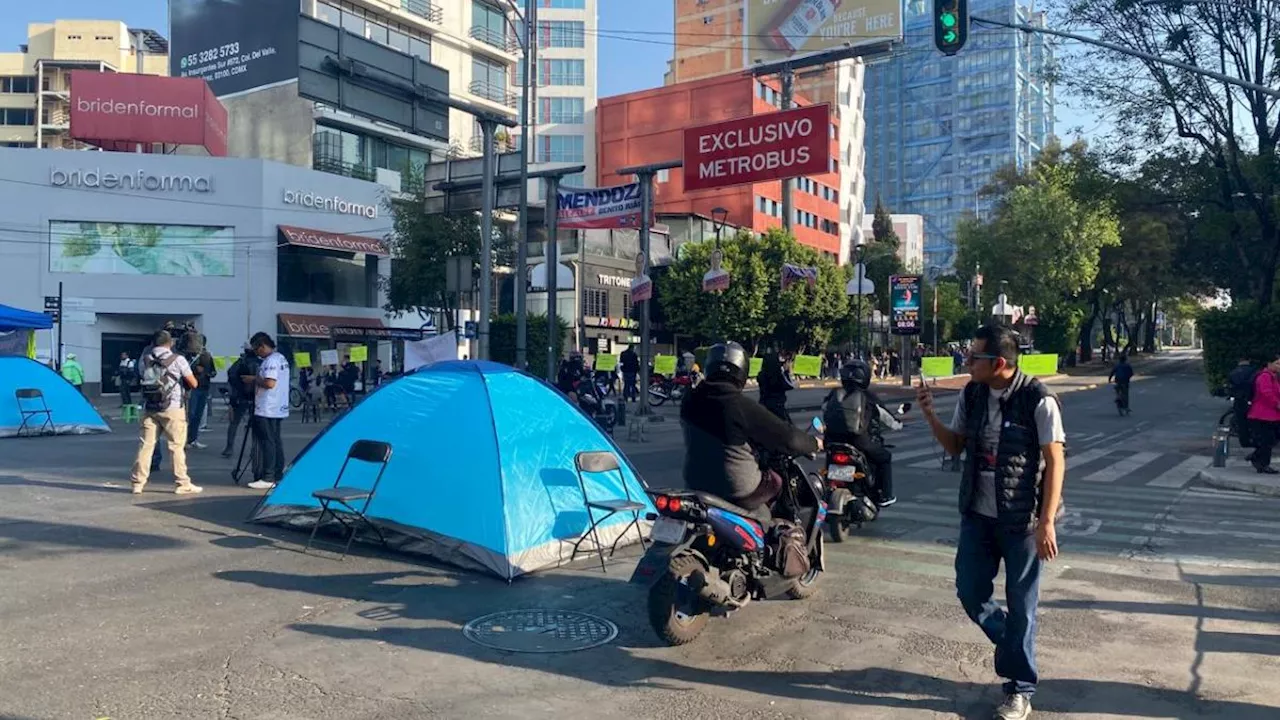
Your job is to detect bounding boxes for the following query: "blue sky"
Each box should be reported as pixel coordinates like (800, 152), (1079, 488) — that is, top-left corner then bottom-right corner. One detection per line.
(3, 1), (1097, 135)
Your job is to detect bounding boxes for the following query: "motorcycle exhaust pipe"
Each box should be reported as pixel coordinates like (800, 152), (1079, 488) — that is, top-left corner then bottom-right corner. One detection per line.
(688, 568), (742, 608)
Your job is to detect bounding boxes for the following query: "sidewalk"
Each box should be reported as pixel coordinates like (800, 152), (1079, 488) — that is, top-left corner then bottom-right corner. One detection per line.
(1196, 459), (1280, 497)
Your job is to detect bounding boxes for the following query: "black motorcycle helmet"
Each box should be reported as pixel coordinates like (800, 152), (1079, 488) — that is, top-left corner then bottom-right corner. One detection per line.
(704, 341), (750, 388)
(839, 359), (872, 392)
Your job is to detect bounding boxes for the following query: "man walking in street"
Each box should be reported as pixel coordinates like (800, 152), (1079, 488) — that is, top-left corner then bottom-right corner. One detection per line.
(130, 330), (202, 495)
(186, 342), (216, 449)
(116, 351), (136, 406)
(245, 332), (289, 490)
(916, 324), (1065, 719)
(620, 346), (640, 403)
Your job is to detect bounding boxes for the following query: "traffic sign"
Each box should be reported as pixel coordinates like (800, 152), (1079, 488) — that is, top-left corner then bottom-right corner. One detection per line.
(43, 296), (60, 310)
(44, 309), (60, 323)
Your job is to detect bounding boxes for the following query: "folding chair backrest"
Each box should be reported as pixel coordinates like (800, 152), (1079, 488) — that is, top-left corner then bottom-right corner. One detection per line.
(331, 439), (394, 494)
(574, 450), (629, 502)
(15, 389), (47, 410)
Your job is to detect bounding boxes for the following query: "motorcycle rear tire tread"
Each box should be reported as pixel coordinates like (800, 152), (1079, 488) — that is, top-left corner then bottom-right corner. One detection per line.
(648, 554), (711, 646)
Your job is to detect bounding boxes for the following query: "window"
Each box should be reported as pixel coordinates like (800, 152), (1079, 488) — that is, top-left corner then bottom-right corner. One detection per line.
(656, 168), (670, 183)
(538, 96), (584, 124)
(0, 76), (36, 93)
(316, 1), (340, 25)
(342, 10), (366, 36)
(539, 20), (584, 48)
(545, 0), (586, 7)
(278, 244), (377, 308)
(0, 108), (34, 126)
(471, 1), (509, 48)
(542, 59), (584, 86)
(537, 134), (584, 162)
(582, 288), (609, 318)
(560, 171), (585, 187)
(409, 36), (431, 60)
(472, 56), (509, 99)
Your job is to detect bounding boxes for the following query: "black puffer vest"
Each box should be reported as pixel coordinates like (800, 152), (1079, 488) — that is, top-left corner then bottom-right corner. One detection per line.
(960, 371), (1056, 532)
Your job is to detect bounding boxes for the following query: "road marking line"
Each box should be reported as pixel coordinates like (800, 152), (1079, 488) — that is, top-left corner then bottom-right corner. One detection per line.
(1146, 455), (1211, 488)
(1066, 447), (1118, 469)
(1080, 451), (1163, 483)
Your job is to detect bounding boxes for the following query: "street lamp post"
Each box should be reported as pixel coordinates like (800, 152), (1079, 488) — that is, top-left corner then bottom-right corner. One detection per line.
(710, 207), (729, 340)
(845, 233), (874, 358)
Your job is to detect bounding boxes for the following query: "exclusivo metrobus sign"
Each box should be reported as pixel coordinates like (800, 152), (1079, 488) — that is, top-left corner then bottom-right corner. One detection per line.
(682, 104), (831, 192)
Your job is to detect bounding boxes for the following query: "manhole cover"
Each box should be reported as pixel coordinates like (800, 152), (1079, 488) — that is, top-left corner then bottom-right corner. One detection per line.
(462, 609), (618, 653)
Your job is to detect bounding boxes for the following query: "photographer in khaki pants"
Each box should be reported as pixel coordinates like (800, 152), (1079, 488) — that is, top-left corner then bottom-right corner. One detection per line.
(130, 330), (203, 495)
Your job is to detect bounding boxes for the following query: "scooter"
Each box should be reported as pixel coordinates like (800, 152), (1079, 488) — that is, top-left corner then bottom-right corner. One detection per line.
(820, 403), (910, 543)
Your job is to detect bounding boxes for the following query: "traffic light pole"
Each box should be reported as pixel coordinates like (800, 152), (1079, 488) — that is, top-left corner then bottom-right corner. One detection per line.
(514, 0), (537, 369)
(971, 15), (1280, 99)
(616, 159), (682, 420)
(779, 64), (794, 232)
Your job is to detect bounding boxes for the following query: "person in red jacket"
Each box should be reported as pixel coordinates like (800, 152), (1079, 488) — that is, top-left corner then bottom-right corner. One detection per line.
(1246, 353), (1280, 474)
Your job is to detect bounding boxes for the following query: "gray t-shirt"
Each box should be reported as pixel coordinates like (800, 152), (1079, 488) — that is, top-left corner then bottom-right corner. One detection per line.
(142, 347), (193, 412)
(949, 387), (1066, 517)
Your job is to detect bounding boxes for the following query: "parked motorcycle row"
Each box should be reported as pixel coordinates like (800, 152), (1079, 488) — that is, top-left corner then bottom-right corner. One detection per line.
(630, 404), (911, 645)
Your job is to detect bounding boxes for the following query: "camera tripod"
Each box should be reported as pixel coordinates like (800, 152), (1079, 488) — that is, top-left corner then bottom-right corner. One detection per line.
(230, 418), (259, 485)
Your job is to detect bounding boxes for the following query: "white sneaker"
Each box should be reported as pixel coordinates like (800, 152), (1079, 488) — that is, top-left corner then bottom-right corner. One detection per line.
(188, 441), (207, 449)
(247, 480), (276, 490)
(174, 484), (204, 495)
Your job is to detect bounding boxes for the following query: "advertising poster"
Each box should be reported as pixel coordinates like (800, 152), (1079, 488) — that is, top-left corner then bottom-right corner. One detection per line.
(69, 71), (228, 156)
(49, 221), (234, 277)
(170, 0), (301, 97)
(557, 184), (643, 230)
(743, 0), (904, 66)
(890, 274), (922, 336)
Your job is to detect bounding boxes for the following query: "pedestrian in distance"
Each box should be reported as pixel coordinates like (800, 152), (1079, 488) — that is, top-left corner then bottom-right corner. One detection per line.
(245, 332), (290, 490)
(757, 350), (796, 424)
(61, 352), (84, 394)
(130, 330), (202, 495)
(1228, 355), (1259, 450)
(1246, 352), (1280, 474)
(186, 341), (216, 449)
(620, 346), (640, 402)
(916, 324), (1066, 720)
(116, 351), (137, 406)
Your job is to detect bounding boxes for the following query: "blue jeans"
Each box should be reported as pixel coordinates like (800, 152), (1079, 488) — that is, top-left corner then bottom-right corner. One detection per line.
(955, 513), (1042, 696)
(187, 388), (209, 443)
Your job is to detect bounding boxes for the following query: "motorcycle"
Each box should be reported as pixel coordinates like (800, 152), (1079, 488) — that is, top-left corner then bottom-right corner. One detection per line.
(647, 371), (700, 407)
(821, 404), (910, 543)
(630, 444), (828, 646)
(575, 376), (618, 435)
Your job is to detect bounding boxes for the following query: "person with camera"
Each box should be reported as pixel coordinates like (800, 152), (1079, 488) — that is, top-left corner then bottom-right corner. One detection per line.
(221, 343), (258, 458)
(130, 330), (202, 495)
(245, 332), (290, 490)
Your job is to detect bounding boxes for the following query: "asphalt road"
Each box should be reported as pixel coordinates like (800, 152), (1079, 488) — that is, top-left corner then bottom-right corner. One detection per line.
(3, 349), (1279, 719)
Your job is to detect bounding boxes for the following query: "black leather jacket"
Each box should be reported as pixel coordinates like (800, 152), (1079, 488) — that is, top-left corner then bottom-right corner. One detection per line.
(681, 380), (818, 507)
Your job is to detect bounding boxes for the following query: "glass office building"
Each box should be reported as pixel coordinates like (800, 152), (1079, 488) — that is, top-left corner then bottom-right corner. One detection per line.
(863, 0), (1054, 272)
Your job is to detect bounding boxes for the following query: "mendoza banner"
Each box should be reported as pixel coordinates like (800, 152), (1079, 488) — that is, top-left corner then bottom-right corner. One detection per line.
(557, 183), (643, 230)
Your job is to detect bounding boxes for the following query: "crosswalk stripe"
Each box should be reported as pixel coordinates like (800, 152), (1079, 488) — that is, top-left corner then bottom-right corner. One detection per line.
(1066, 447), (1118, 469)
(1146, 455), (1210, 488)
(1079, 451), (1163, 483)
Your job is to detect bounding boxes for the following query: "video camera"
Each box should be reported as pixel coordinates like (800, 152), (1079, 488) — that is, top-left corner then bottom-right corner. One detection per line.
(165, 321), (205, 359)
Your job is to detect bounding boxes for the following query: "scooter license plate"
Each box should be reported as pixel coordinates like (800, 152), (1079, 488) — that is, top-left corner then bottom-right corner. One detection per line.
(650, 516), (688, 545)
(828, 465), (857, 481)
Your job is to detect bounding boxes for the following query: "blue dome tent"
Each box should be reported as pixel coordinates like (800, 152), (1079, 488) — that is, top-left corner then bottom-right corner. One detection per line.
(0, 357), (110, 438)
(250, 361), (654, 579)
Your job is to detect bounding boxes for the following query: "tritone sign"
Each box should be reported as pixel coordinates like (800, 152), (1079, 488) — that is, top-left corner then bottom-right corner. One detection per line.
(683, 104), (831, 192)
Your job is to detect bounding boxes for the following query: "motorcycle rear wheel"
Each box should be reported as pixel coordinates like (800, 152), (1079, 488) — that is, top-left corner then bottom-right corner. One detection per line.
(827, 517), (847, 543)
(648, 554), (710, 646)
(786, 536), (823, 600)
(647, 384), (667, 407)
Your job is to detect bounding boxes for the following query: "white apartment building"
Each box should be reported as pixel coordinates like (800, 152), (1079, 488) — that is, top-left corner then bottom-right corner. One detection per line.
(521, 0), (597, 196)
(860, 212), (925, 273)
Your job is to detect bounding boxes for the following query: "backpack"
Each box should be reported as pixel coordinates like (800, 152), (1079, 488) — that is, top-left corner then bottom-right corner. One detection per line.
(140, 352), (180, 411)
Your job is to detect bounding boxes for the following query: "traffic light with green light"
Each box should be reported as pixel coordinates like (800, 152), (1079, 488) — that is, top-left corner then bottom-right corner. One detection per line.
(934, 0), (969, 56)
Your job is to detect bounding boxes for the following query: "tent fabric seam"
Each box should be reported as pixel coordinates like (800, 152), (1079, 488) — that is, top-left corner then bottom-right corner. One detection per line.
(477, 365), (514, 581)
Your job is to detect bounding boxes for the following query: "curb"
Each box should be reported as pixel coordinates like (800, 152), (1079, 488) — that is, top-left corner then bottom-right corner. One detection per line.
(1194, 467), (1280, 497)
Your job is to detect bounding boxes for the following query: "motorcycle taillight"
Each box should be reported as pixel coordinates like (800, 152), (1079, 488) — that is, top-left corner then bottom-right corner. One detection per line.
(830, 452), (852, 464)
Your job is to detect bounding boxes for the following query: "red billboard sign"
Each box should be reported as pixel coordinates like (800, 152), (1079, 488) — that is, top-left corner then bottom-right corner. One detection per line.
(682, 104), (831, 192)
(69, 71), (228, 157)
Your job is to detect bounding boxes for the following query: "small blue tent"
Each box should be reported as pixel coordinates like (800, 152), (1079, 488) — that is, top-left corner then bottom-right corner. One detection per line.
(250, 361), (655, 579)
(0, 357), (110, 438)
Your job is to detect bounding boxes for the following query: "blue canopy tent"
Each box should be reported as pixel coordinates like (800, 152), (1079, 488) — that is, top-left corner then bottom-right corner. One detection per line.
(250, 361), (655, 579)
(0, 303), (53, 332)
(0, 357), (110, 437)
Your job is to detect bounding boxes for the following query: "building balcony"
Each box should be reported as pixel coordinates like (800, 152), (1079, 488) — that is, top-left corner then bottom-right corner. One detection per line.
(313, 154), (378, 182)
(400, 0), (443, 24)
(468, 26), (519, 55)
(467, 80), (519, 109)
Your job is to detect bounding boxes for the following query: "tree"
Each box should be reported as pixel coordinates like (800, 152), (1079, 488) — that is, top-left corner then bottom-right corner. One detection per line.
(490, 313), (568, 379)
(656, 229), (772, 350)
(870, 195), (900, 249)
(1061, 0), (1280, 305)
(751, 228), (848, 352)
(383, 198), (482, 331)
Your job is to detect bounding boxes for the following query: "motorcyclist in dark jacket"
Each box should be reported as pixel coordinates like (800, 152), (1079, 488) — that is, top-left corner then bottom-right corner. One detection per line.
(557, 351), (587, 402)
(757, 351), (796, 423)
(822, 360), (900, 507)
(682, 342), (820, 517)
